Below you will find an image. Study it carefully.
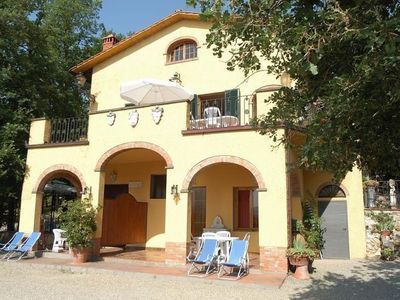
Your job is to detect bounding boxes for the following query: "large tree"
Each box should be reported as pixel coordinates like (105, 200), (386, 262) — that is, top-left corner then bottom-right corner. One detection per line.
(188, 0), (400, 179)
(0, 0), (103, 230)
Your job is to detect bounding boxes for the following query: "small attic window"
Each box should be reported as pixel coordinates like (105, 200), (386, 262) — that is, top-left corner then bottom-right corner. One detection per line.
(167, 39), (197, 63)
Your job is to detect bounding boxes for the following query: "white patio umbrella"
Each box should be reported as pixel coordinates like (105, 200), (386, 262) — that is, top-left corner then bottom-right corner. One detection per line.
(120, 78), (194, 105)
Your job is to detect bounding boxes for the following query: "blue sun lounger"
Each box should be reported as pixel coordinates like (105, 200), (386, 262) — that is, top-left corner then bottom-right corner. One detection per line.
(217, 239), (249, 280)
(0, 232), (25, 257)
(187, 238), (219, 277)
(3, 232), (41, 261)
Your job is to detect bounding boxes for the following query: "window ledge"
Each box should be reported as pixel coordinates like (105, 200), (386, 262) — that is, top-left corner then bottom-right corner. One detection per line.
(165, 57), (198, 66)
(26, 141), (89, 149)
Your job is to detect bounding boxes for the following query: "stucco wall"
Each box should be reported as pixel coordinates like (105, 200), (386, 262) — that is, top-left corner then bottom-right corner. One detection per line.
(91, 20), (280, 112)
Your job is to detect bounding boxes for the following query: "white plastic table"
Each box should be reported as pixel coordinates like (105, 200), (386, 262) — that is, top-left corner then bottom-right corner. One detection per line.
(194, 236), (239, 257)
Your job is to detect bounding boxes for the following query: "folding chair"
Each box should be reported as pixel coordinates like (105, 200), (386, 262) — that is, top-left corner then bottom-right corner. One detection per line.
(0, 232), (24, 256)
(4, 232), (41, 261)
(187, 238), (219, 277)
(218, 239), (250, 280)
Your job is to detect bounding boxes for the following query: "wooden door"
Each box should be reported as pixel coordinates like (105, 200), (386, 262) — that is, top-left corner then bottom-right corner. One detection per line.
(101, 193), (147, 246)
(191, 187), (206, 237)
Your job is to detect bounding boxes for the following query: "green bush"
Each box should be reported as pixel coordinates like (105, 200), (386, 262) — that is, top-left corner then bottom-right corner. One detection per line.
(57, 199), (98, 249)
(381, 248), (395, 261)
(299, 201), (326, 254)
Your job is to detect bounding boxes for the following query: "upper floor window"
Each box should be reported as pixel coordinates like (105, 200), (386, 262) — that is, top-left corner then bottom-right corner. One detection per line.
(168, 39), (197, 63)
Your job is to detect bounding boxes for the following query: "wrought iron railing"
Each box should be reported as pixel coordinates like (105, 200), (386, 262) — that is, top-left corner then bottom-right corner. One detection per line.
(364, 180), (400, 209)
(188, 94), (256, 130)
(50, 117), (88, 143)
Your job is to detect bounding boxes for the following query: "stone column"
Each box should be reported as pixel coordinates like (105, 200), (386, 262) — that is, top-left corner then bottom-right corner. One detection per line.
(258, 144), (289, 273)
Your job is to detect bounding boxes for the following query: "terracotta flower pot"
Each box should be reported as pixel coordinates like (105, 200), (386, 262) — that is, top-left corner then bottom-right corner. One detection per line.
(288, 256), (310, 280)
(69, 248), (77, 258)
(71, 248), (89, 264)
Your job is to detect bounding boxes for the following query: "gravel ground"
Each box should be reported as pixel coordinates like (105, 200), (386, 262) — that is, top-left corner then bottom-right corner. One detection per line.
(0, 259), (399, 300)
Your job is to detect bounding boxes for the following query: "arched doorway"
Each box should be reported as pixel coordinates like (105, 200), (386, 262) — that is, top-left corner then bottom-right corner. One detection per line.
(40, 178), (78, 249)
(98, 146), (170, 248)
(185, 161), (261, 254)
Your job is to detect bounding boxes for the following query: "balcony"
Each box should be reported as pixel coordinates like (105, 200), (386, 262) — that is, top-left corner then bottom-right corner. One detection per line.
(187, 93), (256, 132)
(27, 116), (89, 148)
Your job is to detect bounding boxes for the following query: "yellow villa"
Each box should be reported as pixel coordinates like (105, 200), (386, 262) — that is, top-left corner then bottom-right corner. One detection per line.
(18, 11), (366, 272)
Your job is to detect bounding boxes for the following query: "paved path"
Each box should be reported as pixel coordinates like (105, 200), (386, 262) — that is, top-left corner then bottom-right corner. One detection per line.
(0, 258), (399, 299)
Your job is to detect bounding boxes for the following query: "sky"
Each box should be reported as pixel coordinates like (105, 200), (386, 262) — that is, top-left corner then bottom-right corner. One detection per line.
(99, 0), (198, 36)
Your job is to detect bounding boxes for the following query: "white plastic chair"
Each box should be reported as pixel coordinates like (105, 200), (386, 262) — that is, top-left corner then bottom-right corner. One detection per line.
(204, 106), (221, 128)
(216, 231), (231, 238)
(52, 229), (67, 252)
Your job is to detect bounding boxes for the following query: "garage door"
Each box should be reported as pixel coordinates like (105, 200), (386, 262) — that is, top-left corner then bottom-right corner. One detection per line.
(318, 200), (350, 259)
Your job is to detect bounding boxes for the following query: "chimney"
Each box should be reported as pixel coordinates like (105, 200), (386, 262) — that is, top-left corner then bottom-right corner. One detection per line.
(102, 34), (118, 51)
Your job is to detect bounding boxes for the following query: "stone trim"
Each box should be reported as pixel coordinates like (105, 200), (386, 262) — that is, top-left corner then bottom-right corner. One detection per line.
(95, 141), (174, 171)
(315, 182), (349, 198)
(259, 246), (288, 273)
(181, 155), (266, 190)
(32, 164), (86, 194)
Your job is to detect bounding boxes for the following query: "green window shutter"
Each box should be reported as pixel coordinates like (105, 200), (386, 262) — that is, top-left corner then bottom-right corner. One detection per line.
(224, 89), (240, 118)
(190, 94), (198, 119)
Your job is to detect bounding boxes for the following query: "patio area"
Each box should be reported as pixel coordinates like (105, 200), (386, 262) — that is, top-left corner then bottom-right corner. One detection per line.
(99, 246), (261, 270)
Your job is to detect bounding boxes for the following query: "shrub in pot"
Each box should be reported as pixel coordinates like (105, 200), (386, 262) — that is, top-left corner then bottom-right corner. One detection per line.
(57, 198), (98, 263)
(287, 240), (315, 280)
(369, 212), (395, 236)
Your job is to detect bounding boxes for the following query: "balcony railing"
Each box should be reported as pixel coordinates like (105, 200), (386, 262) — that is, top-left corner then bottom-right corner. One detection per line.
(50, 117), (88, 144)
(364, 180), (400, 209)
(189, 95), (256, 130)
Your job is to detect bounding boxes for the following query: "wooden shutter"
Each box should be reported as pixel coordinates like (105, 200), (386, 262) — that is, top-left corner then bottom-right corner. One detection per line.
(190, 94), (198, 119)
(224, 89), (240, 118)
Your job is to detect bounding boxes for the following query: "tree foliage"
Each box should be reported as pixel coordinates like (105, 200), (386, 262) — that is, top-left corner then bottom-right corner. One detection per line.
(188, 0), (400, 178)
(0, 0), (103, 230)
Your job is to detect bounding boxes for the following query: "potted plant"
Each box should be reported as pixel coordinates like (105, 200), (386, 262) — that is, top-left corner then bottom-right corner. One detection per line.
(369, 212), (395, 236)
(287, 240), (316, 280)
(363, 180), (379, 208)
(57, 198), (98, 264)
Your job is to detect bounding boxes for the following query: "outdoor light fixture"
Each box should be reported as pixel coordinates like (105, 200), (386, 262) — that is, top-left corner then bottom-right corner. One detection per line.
(280, 71), (291, 87)
(171, 184), (178, 195)
(76, 72), (87, 86)
(169, 72), (181, 83)
(75, 72), (96, 104)
(81, 186), (92, 195)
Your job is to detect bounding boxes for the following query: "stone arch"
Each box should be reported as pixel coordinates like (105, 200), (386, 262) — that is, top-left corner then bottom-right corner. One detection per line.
(95, 141), (174, 171)
(32, 164), (86, 194)
(182, 155), (266, 191)
(315, 182), (349, 198)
